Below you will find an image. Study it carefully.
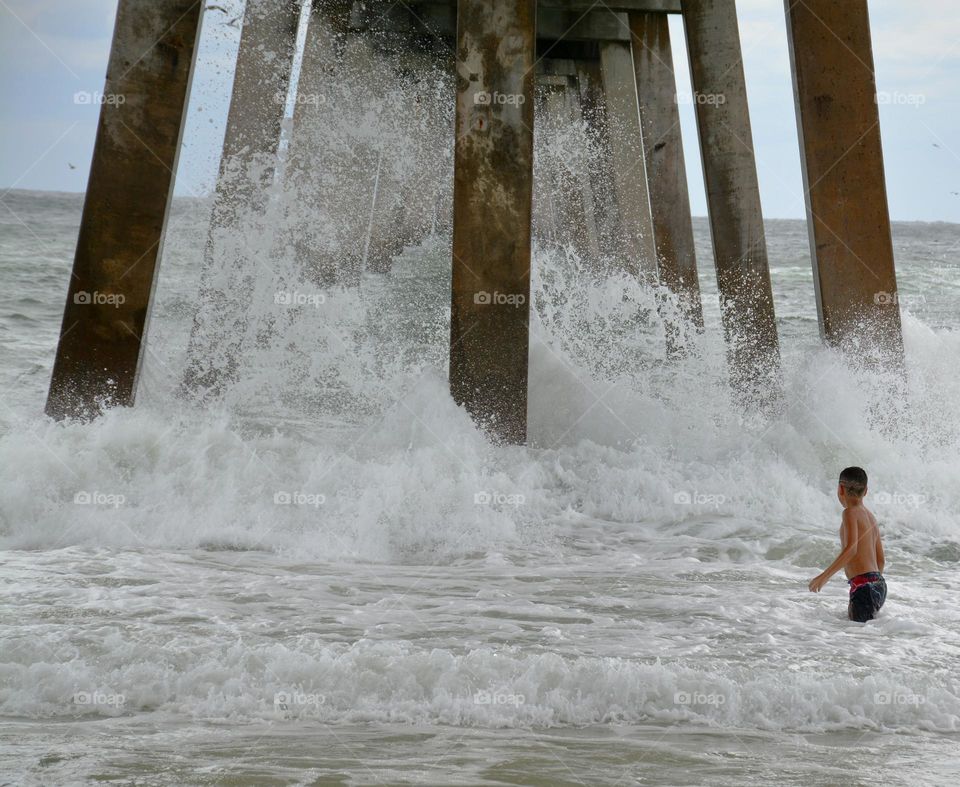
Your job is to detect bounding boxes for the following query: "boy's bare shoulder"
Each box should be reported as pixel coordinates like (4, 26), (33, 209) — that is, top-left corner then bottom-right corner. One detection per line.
(841, 506), (861, 524)
(842, 505), (876, 529)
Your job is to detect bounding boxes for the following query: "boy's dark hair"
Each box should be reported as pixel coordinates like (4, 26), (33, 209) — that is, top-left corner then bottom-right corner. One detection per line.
(839, 466), (868, 498)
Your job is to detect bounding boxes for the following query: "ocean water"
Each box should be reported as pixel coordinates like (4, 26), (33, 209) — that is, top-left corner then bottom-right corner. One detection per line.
(2, 188), (960, 785)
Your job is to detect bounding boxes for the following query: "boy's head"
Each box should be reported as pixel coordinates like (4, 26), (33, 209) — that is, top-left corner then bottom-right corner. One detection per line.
(838, 466), (868, 501)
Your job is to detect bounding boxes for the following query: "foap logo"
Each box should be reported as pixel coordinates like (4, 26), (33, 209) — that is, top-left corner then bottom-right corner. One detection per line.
(73, 690), (126, 707)
(473, 91), (526, 106)
(874, 291), (896, 305)
(274, 491), (326, 507)
(675, 91), (726, 106)
(674, 691), (726, 706)
(274, 690), (326, 711)
(473, 690), (525, 707)
(279, 91), (325, 107)
(74, 490), (125, 508)
(474, 491), (526, 507)
(874, 291), (925, 308)
(274, 290), (325, 308)
(74, 90), (125, 106)
(874, 691), (926, 706)
(673, 490), (727, 508)
(473, 291), (525, 307)
(875, 91), (925, 107)
(873, 491), (927, 508)
(74, 290), (125, 308)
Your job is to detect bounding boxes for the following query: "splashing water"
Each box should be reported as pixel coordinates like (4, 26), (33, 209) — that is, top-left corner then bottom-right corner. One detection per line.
(3, 41), (960, 785)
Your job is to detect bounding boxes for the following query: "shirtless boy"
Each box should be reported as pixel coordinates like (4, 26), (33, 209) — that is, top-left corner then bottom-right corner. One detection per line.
(808, 467), (887, 622)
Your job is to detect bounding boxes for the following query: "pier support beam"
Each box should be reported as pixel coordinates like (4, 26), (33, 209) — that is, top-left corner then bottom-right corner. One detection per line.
(537, 64), (602, 260)
(450, 0), (536, 444)
(683, 0), (780, 395)
(630, 12), (704, 331)
(287, 2), (380, 287)
(45, 0), (203, 420)
(183, 0), (302, 394)
(785, 0), (903, 361)
(599, 40), (659, 282)
(575, 59), (622, 262)
(205, 0), (301, 226)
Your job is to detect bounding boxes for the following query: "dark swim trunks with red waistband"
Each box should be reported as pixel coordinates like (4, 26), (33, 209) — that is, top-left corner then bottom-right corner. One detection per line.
(847, 572), (886, 622)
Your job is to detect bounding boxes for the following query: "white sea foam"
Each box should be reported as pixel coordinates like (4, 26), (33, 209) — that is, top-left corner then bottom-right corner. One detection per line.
(3, 193), (960, 782)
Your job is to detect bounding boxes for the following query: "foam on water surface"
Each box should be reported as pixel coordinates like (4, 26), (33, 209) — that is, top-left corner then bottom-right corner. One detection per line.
(3, 191), (960, 783)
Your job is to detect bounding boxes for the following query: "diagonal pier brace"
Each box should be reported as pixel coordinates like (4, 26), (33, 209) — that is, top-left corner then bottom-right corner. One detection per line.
(785, 0), (903, 363)
(46, 0), (203, 420)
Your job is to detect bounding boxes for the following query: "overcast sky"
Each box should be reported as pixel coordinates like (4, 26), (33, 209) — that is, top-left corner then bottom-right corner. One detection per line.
(1, 0), (959, 221)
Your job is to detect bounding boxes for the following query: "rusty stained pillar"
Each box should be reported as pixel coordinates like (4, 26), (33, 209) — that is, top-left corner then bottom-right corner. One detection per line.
(182, 0), (302, 395)
(450, 0), (536, 444)
(629, 12), (704, 336)
(682, 0), (780, 399)
(785, 0), (903, 363)
(598, 39), (659, 282)
(46, 0), (203, 420)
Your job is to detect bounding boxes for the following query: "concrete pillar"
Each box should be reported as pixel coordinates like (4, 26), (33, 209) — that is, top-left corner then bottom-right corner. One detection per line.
(450, 0), (536, 444)
(287, 3), (387, 287)
(599, 40), (659, 283)
(45, 0), (203, 420)
(537, 66), (602, 260)
(360, 47), (453, 274)
(207, 0), (301, 226)
(182, 0), (302, 395)
(574, 59), (622, 262)
(682, 0), (780, 394)
(785, 0), (903, 361)
(629, 12), (704, 331)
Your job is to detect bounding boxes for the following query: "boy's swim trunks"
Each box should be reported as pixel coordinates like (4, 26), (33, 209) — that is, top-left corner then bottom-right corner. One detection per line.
(847, 571), (886, 622)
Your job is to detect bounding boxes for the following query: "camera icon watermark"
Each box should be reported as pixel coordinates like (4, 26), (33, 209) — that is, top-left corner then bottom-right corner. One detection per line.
(73, 490), (125, 508)
(674, 690), (726, 706)
(675, 91), (726, 106)
(74, 290), (125, 308)
(875, 91), (925, 107)
(73, 690), (126, 707)
(874, 691), (925, 706)
(280, 91), (325, 107)
(74, 91), (126, 106)
(473, 490), (525, 507)
(473, 91), (526, 106)
(274, 290), (325, 308)
(274, 690), (326, 711)
(473, 690), (525, 707)
(873, 291), (924, 309)
(673, 490), (727, 508)
(872, 491), (926, 508)
(273, 491), (326, 507)
(473, 291), (525, 307)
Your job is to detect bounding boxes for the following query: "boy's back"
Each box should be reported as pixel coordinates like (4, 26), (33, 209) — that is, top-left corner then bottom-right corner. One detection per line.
(809, 466), (887, 622)
(840, 505), (882, 578)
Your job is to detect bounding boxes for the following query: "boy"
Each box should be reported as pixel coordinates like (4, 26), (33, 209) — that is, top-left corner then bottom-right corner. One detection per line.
(808, 466), (886, 622)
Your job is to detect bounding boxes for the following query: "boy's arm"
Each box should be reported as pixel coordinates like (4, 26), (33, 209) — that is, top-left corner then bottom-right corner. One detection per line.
(876, 529), (885, 573)
(808, 512), (858, 592)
